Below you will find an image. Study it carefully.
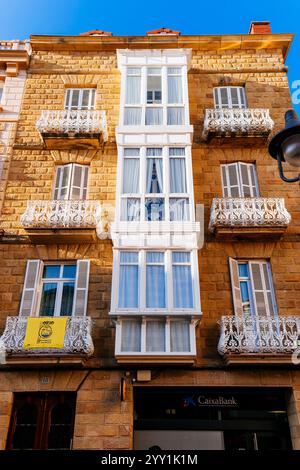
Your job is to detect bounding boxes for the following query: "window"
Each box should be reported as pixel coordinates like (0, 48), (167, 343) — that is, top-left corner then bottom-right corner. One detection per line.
(214, 86), (246, 109)
(116, 250), (195, 311)
(229, 258), (278, 317)
(64, 88), (96, 110)
(54, 164), (89, 200)
(221, 162), (259, 198)
(7, 393), (76, 450)
(117, 318), (192, 354)
(123, 67), (185, 126)
(0, 82), (3, 104)
(120, 147), (190, 222)
(19, 259), (90, 317)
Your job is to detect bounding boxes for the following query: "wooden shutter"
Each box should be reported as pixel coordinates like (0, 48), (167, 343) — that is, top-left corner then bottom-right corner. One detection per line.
(230, 87), (240, 108)
(239, 163), (259, 198)
(73, 260), (90, 316)
(229, 258), (243, 316)
(213, 88), (220, 109)
(221, 163), (241, 197)
(70, 164), (89, 200)
(19, 260), (43, 317)
(239, 87), (247, 108)
(64, 89), (71, 110)
(53, 164), (72, 200)
(249, 261), (277, 317)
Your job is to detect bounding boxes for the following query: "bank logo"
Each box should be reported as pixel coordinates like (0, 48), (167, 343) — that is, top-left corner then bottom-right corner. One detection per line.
(183, 395), (238, 407)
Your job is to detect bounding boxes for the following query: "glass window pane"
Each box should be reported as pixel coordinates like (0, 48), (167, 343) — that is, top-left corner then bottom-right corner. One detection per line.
(120, 252), (138, 263)
(169, 148), (185, 156)
(43, 265), (61, 279)
(146, 252), (164, 263)
(60, 282), (75, 316)
(147, 75), (162, 104)
(62, 265), (76, 279)
(173, 266), (194, 308)
(71, 90), (80, 109)
(39, 283), (57, 316)
(170, 198), (189, 221)
(124, 108), (142, 125)
(48, 403), (74, 450)
(146, 159), (163, 193)
(119, 264), (139, 309)
(146, 266), (166, 308)
(81, 90), (91, 109)
(170, 321), (190, 352)
(146, 321), (165, 352)
(145, 198), (165, 221)
(167, 107), (184, 125)
(170, 158), (187, 193)
(123, 159), (140, 193)
(145, 108), (162, 125)
(121, 198), (140, 221)
(12, 404), (38, 450)
(124, 148), (140, 157)
(126, 76), (141, 104)
(168, 75), (183, 103)
(172, 252), (190, 263)
(238, 263), (249, 278)
(146, 148), (162, 157)
(121, 320), (141, 352)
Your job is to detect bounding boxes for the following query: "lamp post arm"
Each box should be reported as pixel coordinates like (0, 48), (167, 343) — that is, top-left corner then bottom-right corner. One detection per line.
(277, 154), (300, 184)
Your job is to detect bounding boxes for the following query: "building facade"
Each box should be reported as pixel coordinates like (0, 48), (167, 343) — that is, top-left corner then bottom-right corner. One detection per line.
(0, 22), (300, 450)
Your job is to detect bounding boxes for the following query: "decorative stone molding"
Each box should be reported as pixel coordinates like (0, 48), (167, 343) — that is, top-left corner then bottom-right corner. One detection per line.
(209, 197), (291, 232)
(49, 149), (99, 164)
(0, 316), (94, 356)
(202, 108), (274, 140)
(218, 315), (300, 355)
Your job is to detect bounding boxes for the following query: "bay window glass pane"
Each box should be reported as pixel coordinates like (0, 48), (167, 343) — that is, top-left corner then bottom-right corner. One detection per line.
(121, 198), (140, 221)
(146, 108), (162, 125)
(167, 107), (184, 125)
(124, 108), (142, 125)
(170, 198), (189, 221)
(43, 265), (60, 279)
(39, 283), (57, 316)
(121, 320), (141, 352)
(147, 69), (162, 104)
(172, 252), (193, 308)
(168, 74), (183, 103)
(119, 253), (139, 308)
(172, 252), (190, 263)
(123, 159), (140, 193)
(124, 148), (140, 157)
(170, 321), (190, 352)
(145, 198), (165, 221)
(169, 148), (185, 156)
(146, 252), (165, 308)
(62, 265), (76, 279)
(146, 158), (163, 193)
(60, 282), (75, 316)
(146, 321), (165, 352)
(170, 158), (187, 193)
(125, 68), (141, 104)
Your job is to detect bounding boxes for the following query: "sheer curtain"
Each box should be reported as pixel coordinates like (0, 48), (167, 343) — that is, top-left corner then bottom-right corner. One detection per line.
(172, 252), (194, 308)
(123, 159), (140, 193)
(170, 158), (187, 193)
(121, 198), (140, 221)
(124, 108), (142, 125)
(121, 320), (141, 352)
(170, 321), (190, 352)
(167, 71), (183, 103)
(125, 69), (141, 104)
(146, 159), (163, 193)
(170, 198), (189, 221)
(146, 252), (165, 308)
(145, 108), (163, 125)
(146, 321), (166, 352)
(118, 252), (139, 308)
(167, 108), (184, 125)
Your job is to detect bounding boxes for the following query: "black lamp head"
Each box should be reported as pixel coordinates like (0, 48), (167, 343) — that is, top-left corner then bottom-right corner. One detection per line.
(269, 110), (300, 165)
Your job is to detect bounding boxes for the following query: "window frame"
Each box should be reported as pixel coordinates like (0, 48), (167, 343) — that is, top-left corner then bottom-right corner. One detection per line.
(122, 65), (188, 126)
(115, 317), (196, 356)
(53, 163), (90, 200)
(118, 146), (193, 222)
(221, 162), (260, 198)
(111, 249), (200, 314)
(64, 88), (96, 111)
(213, 86), (247, 110)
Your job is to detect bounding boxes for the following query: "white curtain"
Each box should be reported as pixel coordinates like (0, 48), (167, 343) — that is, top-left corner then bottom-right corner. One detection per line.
(146, 252), (165, 308)
(170, 198), (189, 221)
(146, 159), (163, 193)
(172, 252), (194, 308)
(121, 198), (140, 221)
(123, 159), (140, 193)
(121, 320), (141, 352)
(118, 252), (139, 308)
(168, 75), (183, 103)
(145, 108), (163, 125)
(146, 321), (165, 352)
(167, 107), (184, 125)
(125, 69), (141, 104)
(170, 321), (190, 352)
(170, 158), (187, 193)
(124, 108), (142, 125)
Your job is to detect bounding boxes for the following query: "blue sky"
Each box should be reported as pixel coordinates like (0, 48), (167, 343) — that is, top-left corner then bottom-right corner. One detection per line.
(1, 0), (299, 115)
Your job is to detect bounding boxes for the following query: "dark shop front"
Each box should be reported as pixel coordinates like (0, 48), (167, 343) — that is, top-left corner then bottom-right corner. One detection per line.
(134, 387), (292, 450)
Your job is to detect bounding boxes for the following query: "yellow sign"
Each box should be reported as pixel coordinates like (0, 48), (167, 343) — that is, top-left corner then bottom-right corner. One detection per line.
(23, 317), (68, 349)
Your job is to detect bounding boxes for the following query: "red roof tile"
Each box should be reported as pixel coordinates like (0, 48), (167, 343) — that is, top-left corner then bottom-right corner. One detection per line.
(79, 30), (113, 37)
(146, 27), (181, 36)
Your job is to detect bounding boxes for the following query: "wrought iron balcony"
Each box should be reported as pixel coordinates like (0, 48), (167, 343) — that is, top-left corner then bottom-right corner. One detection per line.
(0, 316), (94, 357)
(202, 108), (274, 140)
(218, 315), (300, 364)
(36, 110), (108, 149)
(209, 197), (291, 238)
(21, 200), (103, 243)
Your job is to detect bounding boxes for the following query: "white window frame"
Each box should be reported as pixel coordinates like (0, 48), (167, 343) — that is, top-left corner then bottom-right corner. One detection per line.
(231, 259), (278, 318)
(221, 162), (259, 198)
(53, 164), (90, 200)
(214, 86), (247, 109)
(117, 146), (194, 222)
(64, 88), (96, 110)
(111, 249), (200, 315)
(0, 81), (4, 105)
(37, 263), (77, 317)
(115, 317), (197, 356)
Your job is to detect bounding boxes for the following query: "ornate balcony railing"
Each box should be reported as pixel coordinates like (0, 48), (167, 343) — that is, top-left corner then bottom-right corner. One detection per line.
(202, 108), (274, 139)
(209, 197), (291, 232)
(0, 316), (94, 356)
(21, 200), (102, 229)
(218, 315), (300, 355)
(36, 110), (108, 141)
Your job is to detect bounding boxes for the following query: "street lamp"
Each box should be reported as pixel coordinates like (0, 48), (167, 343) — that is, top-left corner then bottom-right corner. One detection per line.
(268, 109), (300, 183)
